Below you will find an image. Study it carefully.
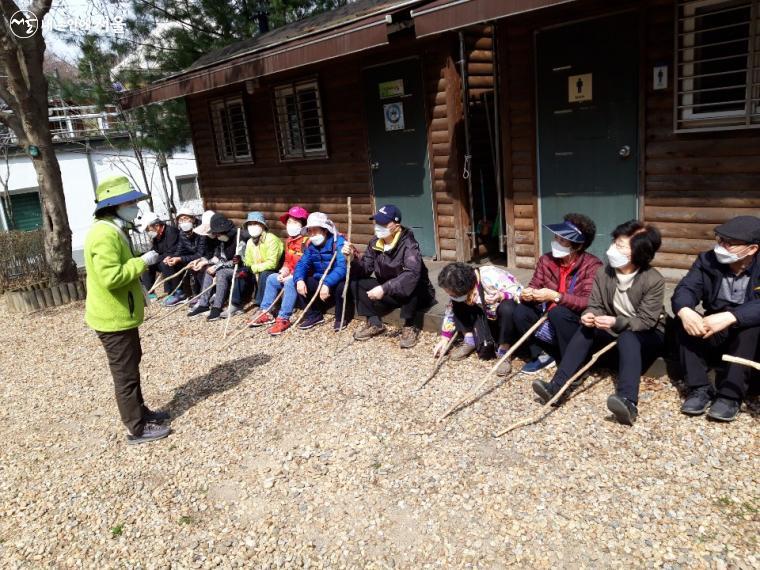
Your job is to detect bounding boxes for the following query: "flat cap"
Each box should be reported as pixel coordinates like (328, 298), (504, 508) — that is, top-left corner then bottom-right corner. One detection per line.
(715, 215), (760, 244)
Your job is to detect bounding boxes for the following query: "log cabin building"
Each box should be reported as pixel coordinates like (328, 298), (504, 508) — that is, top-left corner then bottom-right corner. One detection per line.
(122, 0), (760, 280)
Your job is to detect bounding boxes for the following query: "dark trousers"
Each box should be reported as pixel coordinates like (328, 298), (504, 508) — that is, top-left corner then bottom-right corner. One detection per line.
(300, 275), (352, 324)
(96, 327), (147, 436)
(678, 321), (760, 401)
(508, 302), (582, 360)
(451, 300), (513, 346)
(141, 258), (175, 294)
(231, 270), (275, 307)
(351, 277), (418, 325)
(550, 326), (665, 404)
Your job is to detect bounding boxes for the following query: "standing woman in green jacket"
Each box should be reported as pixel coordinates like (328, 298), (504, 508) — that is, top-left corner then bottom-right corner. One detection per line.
(85, 176), (171, 445)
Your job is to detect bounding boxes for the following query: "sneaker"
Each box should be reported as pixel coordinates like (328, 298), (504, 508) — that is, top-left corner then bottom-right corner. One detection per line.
(187, 304), (210, 318)
(249, 311), (275, 327)
(353, 323), (386, 341)
(162, 292), (187, 307)
(707, 397), (741, 422)
(399, 326), (420, 349)
(126, 422), (171, 445)
(607, 394), (638, 425)
(451, 343), (476, 361)
(147, 293), (158, 301)
(495, 358), (513, 377)
(298, 313), (325, 330)
(521, 352), (556, 375)
(681, 386), (714, 416)
(207, 307), (222, 322)
(143, 408), (171, 423)
(532, 379), (559, 404)
(334, 317), (351, 332)
(267, 318), (291, 336)
(221, 305), (244, 319)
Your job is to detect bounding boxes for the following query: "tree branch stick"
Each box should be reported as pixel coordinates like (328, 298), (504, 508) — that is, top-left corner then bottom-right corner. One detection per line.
(415, 332), (459, 391)
(289, 247), (339, 331)
(223, 228), (242, 339)
(339, 196), (352, 331)
(722, 354), (760, 372)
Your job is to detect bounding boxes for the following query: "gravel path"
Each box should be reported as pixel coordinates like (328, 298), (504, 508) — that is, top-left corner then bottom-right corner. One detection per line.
(0, 300), (757, 568)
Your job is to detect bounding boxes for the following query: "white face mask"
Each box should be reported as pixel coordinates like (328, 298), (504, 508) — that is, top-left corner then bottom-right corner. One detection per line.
(147, 230), (158, 239)
(451, 294), (468, 303)
(286, 221), (303, 237)
(179, 221), (194, 232)
(375, 224), (392, 240)
(116, 204), (140, 222)
(310, 233), (325, 247)
(714, 244), (747, 264)
(249, 224), (263, 238)
(217, 234), (230, 242)
(551, 240), (573, 258)
(606, 243), (630, 268)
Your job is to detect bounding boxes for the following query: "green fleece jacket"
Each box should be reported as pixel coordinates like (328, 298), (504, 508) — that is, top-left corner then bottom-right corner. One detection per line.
(243, 231), (284, 274)
(84, 218), (147, 332)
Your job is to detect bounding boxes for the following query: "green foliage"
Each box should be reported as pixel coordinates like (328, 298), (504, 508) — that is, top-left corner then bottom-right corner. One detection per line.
(110, 523), (125, 538)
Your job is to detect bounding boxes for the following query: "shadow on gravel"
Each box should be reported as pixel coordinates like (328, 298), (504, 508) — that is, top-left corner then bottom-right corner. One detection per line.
(165, 354), (271, 419)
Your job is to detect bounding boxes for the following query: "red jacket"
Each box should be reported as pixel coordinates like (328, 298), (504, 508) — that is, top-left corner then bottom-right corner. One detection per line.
(284, 235), (309, 272)
(528, 251), (602, 313)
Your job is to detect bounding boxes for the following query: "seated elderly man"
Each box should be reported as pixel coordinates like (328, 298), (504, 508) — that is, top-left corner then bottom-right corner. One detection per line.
(673, 215), (760, 422)
(138, 211), (180, 299)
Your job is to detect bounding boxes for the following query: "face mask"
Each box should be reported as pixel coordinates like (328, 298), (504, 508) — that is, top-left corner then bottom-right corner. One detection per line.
(310, 233), (326, 247)
(116, 204), (140, 222)
(551, 240), (573, 258)
(217, 234), (230, 243)
(147, 230), (158, 239)
(375, 224), (392, 240)
(451, 294), (468, 303)
(249, 224), (263, 238)
(606, 243), (630, 269)
(179, 221), (193, 232)
(714, 244), (747, 264)
(286, 222), (303, 237)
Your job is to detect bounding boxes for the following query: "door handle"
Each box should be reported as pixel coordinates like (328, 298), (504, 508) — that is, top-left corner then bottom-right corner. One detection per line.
(370, 161), (380, 171)
(618, 145), (631, 158)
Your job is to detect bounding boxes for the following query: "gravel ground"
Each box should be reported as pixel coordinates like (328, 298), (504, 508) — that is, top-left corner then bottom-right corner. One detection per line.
(0, 299), (758, 569)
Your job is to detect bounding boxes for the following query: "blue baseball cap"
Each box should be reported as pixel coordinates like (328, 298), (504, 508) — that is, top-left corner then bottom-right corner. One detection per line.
(371, 204), (401, 225)
(544, 220), (585, 244)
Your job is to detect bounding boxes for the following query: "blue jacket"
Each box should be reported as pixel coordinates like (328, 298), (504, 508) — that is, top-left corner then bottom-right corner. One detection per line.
(293, 233), (346, 289)
(672, 250), (760, 328)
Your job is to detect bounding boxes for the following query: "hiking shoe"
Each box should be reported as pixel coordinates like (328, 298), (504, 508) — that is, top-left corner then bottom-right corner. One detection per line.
(532, 380), (559, 404)
(143, 408), (170, 423)
(495, 358), (513, 377)
(707, 397), (741, 422)
(607, 394), (638, 426)
(451, 343), (476, 361)
(162, 292), (187, 307)
(334, 317), (351, 332)
(268, 318), (291, 336)
(221, 305), (243, 319)
(187, 304), (210, 318)
(298, 313), (325, 330)
(353, 323), (386, 341)
(399, 326), (420, 349)
(249, 310), (274, 327)
(126, 422), (171, 445)
(207, 307), (222, 322)
(521, 352), (556, 375)
(681, 386), (714, 416)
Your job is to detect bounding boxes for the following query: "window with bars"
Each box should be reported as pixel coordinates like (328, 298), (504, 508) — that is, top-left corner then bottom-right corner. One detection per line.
(210, 97), (252, 163)
(676, 0), (760, 131)
(273, 80), (327, 160)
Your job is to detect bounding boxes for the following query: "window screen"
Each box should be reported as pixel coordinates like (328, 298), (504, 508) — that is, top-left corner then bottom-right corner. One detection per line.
(273, 80), (328, 160)
(210, 97), (252, 163)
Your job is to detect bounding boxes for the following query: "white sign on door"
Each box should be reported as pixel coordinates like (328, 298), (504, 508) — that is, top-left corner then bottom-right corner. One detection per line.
(568, 73), (592, 103)
(383, 102), (405, 131)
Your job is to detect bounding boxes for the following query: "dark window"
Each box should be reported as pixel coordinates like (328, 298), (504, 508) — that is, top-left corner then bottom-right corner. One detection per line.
(273, 80), (327, 159)
(176, 175), (200, 202)
(210, 97), (252, 163)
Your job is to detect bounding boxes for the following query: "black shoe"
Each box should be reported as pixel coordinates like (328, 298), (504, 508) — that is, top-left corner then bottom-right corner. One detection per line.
(126, 422), (171, 445)
(707, 397), (741, 422)
(532, 380), (559, 404)
(681, 386), (714, 416)
(143, 409), (170, 423)
(607, 394), (638, 426)
(187, 304), (209, 318)
(206, 307), (222, 322)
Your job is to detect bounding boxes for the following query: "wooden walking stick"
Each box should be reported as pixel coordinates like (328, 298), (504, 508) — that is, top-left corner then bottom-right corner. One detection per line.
(223, 228), (243, 339)
(221, 288), (285, 350)
(338, 196), (353, 331)
(289, 246), (339, 331)
(722, 354), (760, 372)
(492, 340), (618, 437)
(148, 265), (189, 295)
(415, 332), (459, 391)
(142, 278), (216, 332)
(438, 314), (549, 421)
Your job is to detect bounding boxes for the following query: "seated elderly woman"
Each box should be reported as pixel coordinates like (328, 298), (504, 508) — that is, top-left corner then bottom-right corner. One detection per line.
(161, 206), (206, 306)
(532, 220), (665, 426)
(433, 262), (523, 376)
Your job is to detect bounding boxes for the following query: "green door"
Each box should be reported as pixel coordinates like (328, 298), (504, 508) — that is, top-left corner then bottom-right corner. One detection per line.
(9, 192), (43, 231)
(536, 13), (639, 259)
(362, 58), (436, 256)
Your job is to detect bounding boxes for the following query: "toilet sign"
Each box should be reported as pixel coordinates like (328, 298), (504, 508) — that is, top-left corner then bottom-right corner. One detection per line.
(568, 73), (592, 102)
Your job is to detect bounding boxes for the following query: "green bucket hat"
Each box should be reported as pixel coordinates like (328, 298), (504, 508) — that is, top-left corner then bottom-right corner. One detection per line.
(94, 175), (149, 214)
